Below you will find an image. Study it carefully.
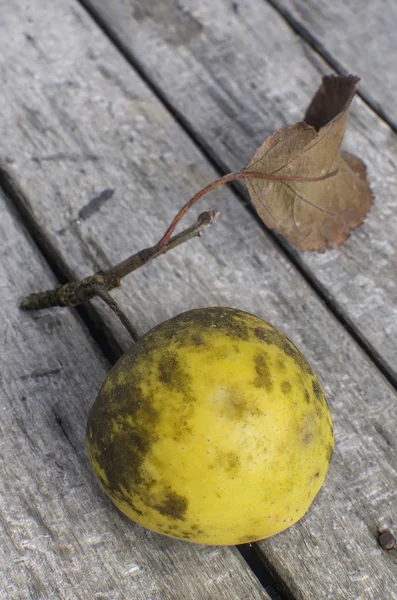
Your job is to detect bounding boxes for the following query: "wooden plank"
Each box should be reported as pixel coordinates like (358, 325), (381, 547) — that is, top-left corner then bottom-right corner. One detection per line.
(1, 0), (397, 598)
(266, 0), (397, 129)
(83, 0), (397, 385)
(0, 192), (271, 599)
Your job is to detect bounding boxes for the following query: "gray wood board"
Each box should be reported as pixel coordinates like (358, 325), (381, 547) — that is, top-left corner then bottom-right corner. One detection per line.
(84, 0), (397, 383)
(1, 0), (397, 598)
(0, 192), (270, 600)
(267, 0), (397, 129)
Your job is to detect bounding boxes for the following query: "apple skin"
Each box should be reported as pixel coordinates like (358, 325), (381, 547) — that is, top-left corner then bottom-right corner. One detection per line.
(86, 307), (333, 545)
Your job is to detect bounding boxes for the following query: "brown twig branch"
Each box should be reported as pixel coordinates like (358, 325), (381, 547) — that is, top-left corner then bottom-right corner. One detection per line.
(90, 284), (140, 342)
(19, 168), (337, 340)
(20, 209), (219, 311)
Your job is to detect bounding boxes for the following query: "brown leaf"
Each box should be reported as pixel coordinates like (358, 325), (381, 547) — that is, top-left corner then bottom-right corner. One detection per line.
(244, 75), (373, 252)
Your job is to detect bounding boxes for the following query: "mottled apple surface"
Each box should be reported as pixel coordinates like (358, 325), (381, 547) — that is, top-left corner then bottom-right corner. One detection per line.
(86, 307), (333, 545)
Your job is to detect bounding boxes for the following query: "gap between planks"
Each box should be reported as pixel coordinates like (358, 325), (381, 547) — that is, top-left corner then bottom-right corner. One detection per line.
(264, 0), (397, 134)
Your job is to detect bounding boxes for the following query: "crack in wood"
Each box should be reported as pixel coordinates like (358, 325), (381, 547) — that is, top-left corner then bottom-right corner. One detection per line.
(20, 367), (62, 381)
(53, 411), (78, 453)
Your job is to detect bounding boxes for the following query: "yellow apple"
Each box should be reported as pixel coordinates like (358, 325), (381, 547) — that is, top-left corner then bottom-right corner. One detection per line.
(86, 307), (333, 545)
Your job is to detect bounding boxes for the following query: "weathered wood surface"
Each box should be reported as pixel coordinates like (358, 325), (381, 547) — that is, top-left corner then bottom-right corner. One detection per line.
(267, 0), (397, 129)
(1, 1), (397, 599)
(0, 192), (271, 600)
(84, 0), (397, 384)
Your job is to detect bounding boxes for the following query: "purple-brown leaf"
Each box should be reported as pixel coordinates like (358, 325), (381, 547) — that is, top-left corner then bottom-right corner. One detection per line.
(244, 75), (373, 252)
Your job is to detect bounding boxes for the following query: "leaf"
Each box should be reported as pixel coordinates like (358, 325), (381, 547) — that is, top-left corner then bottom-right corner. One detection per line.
(244, 75), (373, 252)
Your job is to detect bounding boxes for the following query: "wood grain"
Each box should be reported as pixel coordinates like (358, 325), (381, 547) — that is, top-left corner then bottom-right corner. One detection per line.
(267, 0), (397, 129)
(0, 192), (270, 599)
(83, 0), (397, 384)
(1, 0), (397, 598)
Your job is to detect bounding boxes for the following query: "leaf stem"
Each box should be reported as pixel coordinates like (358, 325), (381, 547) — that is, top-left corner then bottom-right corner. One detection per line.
(155, 169), (337, 248)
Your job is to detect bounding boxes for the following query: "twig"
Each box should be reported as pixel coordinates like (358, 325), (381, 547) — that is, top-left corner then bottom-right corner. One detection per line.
(20, 209), (219, 311)
(91, 285), (140, 342)
(19, 168), (337, 340)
